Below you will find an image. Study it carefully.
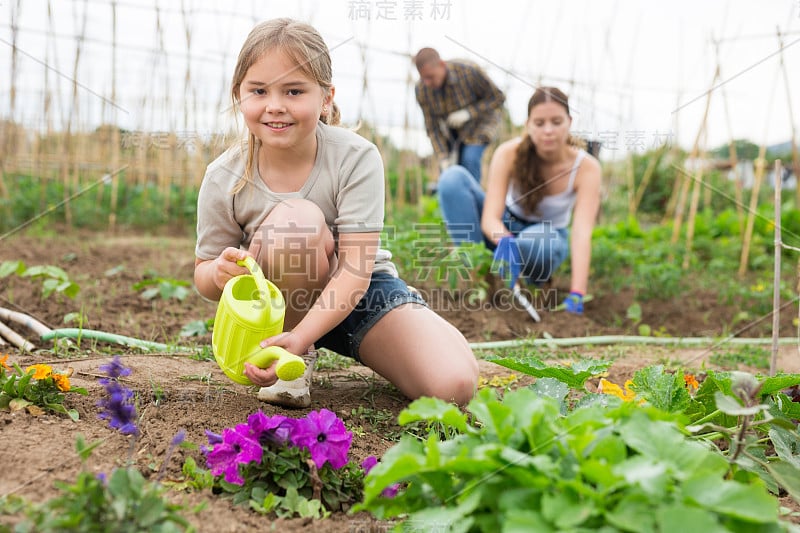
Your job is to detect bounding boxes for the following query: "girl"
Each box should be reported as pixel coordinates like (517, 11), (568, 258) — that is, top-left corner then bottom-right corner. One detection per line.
(194, 18), (478, 407)
(437, 87), (602, 313)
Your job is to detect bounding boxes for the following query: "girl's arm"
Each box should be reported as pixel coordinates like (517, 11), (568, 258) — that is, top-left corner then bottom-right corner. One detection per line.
(288, 231), (378, 353)
(481, 139), (518, 244)
(568, 156), (602, 295)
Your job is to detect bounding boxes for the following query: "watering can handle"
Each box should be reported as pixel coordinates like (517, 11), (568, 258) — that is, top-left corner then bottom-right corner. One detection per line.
(237, 257), (270, 304)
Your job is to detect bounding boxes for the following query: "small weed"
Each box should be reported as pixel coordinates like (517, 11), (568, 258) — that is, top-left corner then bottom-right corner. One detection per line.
(179, 373), (213, 384)
(709, 346), (770, 370)
(314, 350), (353, 371)
(133, 270), (191, 302)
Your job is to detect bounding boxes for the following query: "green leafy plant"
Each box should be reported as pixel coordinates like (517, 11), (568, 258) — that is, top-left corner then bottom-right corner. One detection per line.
(17, 435), (194, 532)
(134, 271), (191, 301)
(0, 260), (80, 299)
(179, 318), (213, 337)
(0, 357), (87, 420)
(356, 388), (798, 532)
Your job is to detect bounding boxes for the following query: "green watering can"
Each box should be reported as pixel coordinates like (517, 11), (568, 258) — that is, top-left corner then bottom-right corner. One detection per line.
(212, 256), (306, 385)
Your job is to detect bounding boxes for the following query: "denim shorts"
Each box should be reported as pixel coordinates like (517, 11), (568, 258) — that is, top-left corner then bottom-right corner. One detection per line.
(315, 272), (427, 362)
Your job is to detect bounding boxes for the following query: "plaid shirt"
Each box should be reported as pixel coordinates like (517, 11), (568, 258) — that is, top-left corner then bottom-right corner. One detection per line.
(415, 60), (506, 158)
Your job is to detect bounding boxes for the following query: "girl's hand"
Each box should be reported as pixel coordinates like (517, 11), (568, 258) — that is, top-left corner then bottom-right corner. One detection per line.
(243, 332), (311, 387)
(213, 247), (251, 291)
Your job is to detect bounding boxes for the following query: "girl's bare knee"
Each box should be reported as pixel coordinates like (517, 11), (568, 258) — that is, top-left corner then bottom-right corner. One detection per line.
(418, 355), (479, 406)
(260, 199), (331, 250)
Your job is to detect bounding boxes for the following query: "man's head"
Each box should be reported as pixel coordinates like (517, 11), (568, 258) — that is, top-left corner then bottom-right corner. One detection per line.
(415, 48), (447, 89)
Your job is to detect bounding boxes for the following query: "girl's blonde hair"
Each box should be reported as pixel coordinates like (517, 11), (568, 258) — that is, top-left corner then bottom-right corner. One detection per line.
(510, 86), (584, 214)
(230, 18), (340, 193)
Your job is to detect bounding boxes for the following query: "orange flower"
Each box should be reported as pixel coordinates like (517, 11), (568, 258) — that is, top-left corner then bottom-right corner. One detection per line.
(684, 373), (700, 391)
(599, 378), (637, 402)
(52, 373), (71, 392)
(0, 354), (10, 372)
(26, 364), (53, 380)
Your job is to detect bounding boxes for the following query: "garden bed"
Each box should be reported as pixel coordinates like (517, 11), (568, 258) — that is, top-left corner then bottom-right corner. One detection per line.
(1, 231), (799, 531)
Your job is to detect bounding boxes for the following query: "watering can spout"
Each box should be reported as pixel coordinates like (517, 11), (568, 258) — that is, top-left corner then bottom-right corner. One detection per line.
(212, 257), (305, 385)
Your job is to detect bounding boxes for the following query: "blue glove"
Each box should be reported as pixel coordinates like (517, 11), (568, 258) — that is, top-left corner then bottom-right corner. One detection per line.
(492, 236), (522, 289)
(562, 291), (584, 314)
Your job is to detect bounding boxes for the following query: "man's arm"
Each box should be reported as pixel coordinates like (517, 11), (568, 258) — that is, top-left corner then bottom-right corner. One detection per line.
(416, 85), (449, 157)
(460, 65), (505, 118)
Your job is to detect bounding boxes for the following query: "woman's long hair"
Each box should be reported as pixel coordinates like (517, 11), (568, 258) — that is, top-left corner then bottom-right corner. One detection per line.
(509, 87), (582, 214)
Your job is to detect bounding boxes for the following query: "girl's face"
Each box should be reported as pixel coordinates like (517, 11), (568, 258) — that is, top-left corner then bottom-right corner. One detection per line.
(525, 100), (572, 155)
(238, 50), (333, 152)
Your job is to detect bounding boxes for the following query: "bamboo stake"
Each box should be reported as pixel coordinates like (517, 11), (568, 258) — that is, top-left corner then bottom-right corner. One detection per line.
(625, 153), (635, 216)
(738, 146), (767, 277)
(771, 160), (783, 376)
(776, 29), (800, 208)
(109, 0), (120, 232)
(631, 143), (666, 215)
(670, 61), (718, 246)
(683, 158), (707, 269)
(60, 0), (89, 228)
(0, 0), (22, 205)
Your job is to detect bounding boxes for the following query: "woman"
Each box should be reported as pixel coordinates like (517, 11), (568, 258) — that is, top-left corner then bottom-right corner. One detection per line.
(437, 87), (602, 313)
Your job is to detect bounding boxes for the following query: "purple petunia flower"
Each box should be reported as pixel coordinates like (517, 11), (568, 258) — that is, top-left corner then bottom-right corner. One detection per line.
(205, 425), (262, 485)
(291, 409), (352, 470)
(361, 455), (400, 498)
(201, 429), (223, 456)
(246, 411), (292, 445)
(361, 456), (378, 473)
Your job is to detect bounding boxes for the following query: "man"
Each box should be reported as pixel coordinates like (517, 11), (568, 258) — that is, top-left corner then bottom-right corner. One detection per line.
(415, 47), (506, 186)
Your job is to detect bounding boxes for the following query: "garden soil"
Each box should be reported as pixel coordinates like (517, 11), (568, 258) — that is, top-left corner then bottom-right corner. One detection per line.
(1, 231), (799, 531)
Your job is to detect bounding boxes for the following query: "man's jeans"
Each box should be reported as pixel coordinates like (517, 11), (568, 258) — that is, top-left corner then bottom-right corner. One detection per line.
(458, 143), (486, 184)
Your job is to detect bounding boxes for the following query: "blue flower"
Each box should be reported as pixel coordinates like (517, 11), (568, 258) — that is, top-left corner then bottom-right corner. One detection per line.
(97, 357), (138, 436)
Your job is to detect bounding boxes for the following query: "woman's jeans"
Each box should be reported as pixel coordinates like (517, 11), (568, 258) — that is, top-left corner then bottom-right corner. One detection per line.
(437, 165), (569, 284)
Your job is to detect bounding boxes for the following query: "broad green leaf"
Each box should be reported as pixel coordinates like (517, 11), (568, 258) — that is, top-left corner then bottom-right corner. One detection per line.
(485, 355), (611, 388)
(398, 396), (468, 433)
(23, 265), (69, 280)
(468, 394), (516, 444)
(541, 489), (593, 529)
(682, 475), (779, 523)
(654, 504), (728, 533)
(759, 374), (800, 395)
(529, 377), (569, 409)
(502, 510), (551, 533)
(613, 456), (668, 497)
(180, 320), (209, 337)
(765, 461), (800, 504)
(405, 507), (474, 533)
(769, 426), (800, 469)
(714, 391), (768, 416)
(618, 413), (727, 478)
(0, 260), (25, 278)
(606, 493), (656, 533)
(630, 365), (690, 413)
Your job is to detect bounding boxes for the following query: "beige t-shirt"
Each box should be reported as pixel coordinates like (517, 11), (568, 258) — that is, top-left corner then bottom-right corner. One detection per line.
(195, 122), (397, 275)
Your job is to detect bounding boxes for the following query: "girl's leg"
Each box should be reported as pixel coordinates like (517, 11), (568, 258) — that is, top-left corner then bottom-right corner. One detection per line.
(357, 303), (479, 406)
(514, 224), (569, 284)
(437, 165), (486, 245)
(248, 198), (336, 329)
